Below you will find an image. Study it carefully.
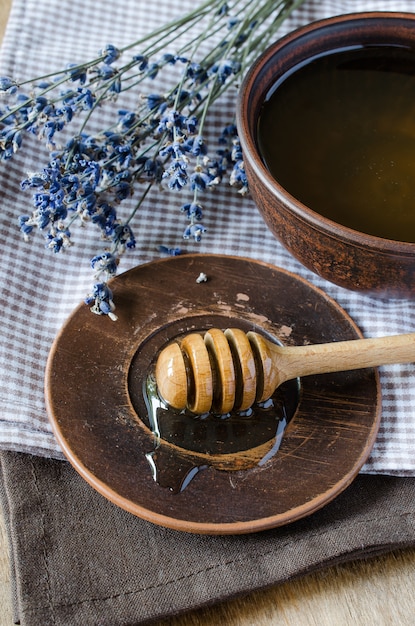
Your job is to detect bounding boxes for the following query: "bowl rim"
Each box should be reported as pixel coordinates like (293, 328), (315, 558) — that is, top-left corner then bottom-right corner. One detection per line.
(236, 11), (415, 254)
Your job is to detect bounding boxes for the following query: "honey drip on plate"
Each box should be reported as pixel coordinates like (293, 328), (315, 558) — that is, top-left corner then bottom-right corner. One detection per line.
(143, 373), (298, 494)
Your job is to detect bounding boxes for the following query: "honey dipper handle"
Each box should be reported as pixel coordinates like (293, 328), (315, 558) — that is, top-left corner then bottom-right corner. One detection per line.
(250, 332), (415, 402)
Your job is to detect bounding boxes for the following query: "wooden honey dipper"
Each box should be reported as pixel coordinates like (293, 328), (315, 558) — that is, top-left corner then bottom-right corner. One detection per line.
(155, 328), (415, 414)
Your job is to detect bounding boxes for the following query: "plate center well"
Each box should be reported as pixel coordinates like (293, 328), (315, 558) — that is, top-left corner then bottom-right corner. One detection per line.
(127, 315), (300, 470)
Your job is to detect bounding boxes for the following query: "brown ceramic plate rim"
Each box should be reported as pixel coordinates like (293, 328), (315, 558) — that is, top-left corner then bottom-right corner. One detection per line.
(45, 254), (381, 535)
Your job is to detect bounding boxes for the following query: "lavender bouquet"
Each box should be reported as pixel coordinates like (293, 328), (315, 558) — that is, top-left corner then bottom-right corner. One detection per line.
(0, 0), (304, 319)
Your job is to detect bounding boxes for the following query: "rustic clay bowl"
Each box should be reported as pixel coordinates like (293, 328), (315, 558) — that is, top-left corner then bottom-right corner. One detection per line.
(236, 12), (415, 298)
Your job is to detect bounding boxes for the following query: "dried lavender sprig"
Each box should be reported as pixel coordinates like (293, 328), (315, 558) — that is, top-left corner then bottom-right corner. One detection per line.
(1, 0), (305, 318)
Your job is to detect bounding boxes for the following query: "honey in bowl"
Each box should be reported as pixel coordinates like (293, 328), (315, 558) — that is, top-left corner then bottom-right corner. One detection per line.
(257, 45), (415, 243)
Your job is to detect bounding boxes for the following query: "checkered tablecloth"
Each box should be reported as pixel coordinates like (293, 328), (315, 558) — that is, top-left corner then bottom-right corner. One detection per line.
(0, 0), (414, 475)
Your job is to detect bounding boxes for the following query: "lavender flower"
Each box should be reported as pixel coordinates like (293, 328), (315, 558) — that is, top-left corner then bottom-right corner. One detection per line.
(0, 76), (17, 93)
(208, 59), (241, 84)
(159, 244), (182, 256)
(183, 222), (207, 242)
(0, 0), (305, 318)
(85, 282), (117, 320)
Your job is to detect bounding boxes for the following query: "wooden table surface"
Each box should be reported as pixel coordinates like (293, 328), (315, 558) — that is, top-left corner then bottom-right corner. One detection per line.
(0, 1), (414, 623)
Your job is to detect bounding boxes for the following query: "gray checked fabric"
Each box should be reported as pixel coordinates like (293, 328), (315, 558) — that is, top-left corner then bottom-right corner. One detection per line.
(1, 0), (415, 474)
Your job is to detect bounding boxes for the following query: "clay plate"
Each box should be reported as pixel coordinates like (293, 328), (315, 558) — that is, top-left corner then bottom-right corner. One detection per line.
(45, 254), (381, 534)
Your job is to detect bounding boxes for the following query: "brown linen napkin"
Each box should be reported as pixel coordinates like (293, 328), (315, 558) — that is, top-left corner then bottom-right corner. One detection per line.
(1, 451), (414, 626)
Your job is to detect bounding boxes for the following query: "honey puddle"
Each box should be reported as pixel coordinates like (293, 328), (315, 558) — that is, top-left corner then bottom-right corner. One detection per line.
(143, 374), (299, 493)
